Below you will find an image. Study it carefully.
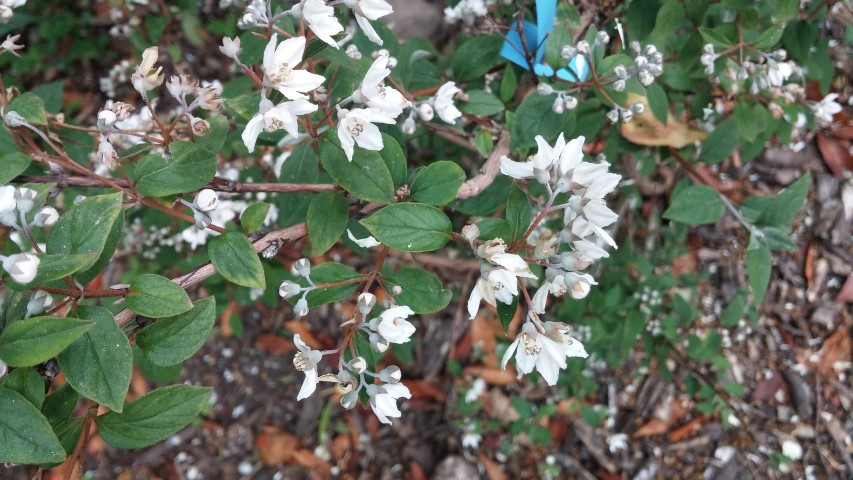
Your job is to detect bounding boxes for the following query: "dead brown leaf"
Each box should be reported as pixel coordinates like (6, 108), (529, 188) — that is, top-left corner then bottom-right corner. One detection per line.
(256, 428), (299, 464)
(751, 370), (784, 402)
(836, 275), (853, 303)
(464, 365), (517, 386)
(634, 396), (689, 438)
(479, 454), (508, 480)
(253, 333), (296, 354)
(284, 320), (322, 348)
(667, 414), (710, 442)
(816, 133), (852, 179)
(814, 328), (852, 375)
(621, 93), (707, 148)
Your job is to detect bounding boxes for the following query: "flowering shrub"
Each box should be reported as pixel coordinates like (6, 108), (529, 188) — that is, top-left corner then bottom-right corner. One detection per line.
(0, 0), (838, 473)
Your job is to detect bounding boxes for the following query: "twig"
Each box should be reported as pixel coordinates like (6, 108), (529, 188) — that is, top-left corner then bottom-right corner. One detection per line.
(456, 129), (510, 199)
(15, 175), (338, 194)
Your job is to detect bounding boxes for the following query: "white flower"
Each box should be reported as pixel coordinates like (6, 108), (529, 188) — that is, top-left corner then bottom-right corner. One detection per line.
(501, 321), (587, 385)
(766, 60), (793, 87)
(500, 134), (567, 183)
(344, 0), (393, 45)
(2, 252), (40, 284)
(563, 272), (597, 299)
(131, 46), (164, 97)
(564, 173), (622, 248)
(26, 290), (52, 317)
(262, 34), (325, 100)
(608, 433), (629, 453)
(352, 54), (410, 118)
(336, 107), (395, 160)
(13, 187), (37, 213)
(366, 382), (411, 424)
(782, 439), (803, 461)
(1, 34), (23, 56)
(291, 0), (344, 49)
(489, 252), (537, 279)
(33, 206), (59, 227)
(293, 334), (323, 400)
(0, 185), (17, 226)
(433, 82), (463, 124)
(467, 267), (518, 319)
(812, 93), (842, 125)
(376, 305), (416, 344)
(194, 189), (219, 212)
(347, 229), (380, 248)
(444, 0), (489, 25)
(530, 273), (567, 314)
(242, 98), (318, 152)
(219, 36), (241, 59)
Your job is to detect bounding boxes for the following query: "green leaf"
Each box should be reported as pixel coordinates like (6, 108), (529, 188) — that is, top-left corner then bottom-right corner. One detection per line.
(41, 384), (78, 426)
(3, 367), (45, 409)
(195, 116), (230, 153)
(499, 66), (517, 103)
(721, 292), (748, 327)
(224, 92), (258, 120)
(496, 296), (518, 334)
(699, 27), (733, 48)
(746, 244), (772, 303)
(452, 35), (504, 82)
(505, 183), (531, 242)
(318, 137), (395, 204)
(300, 262), (362, 308)
(135, 141), (216, 197)
(56, 306), (132, 413)
(477, 218), (511, 241)
(698, 119), (739, 164)
(383, 267), (452, 314)
(307, 192), (349, 255)
(753, 25), (785, 50)
(276, 143), (319, 227)
(7, 92), (48, 125)
(5, 253), (97, 291)
(209, 231), (265, 289)
(510, 94), (576, 150)
(473, 129), (493, 157)
(379, 134), (407, 188)
(95, 385), (212, 449)
(0, 388), (65, 464)
(740, 172), (810, 227)
(645, 82), (669, 125)
(46, 193), (124, 271)
(751, 225), (799, 251)
(77, 206), (124, 285)
(132, 344), (182, 383)
(733, 103), (769, 143)
(460, 90), (505, 116)
(777, 0), (800, 23)
(125, 274), (193, 318)
(136, 297), (215, 367)
(53, 417), (83, 457)
(0, 152), (31, 184)
(408, 161), (466, 206)
(360, 203), (452, 252)
(0, 317), (94, 367)
(240, 203), (271, 233)
(663, 185), (725, 225)
(119, 142), (154, 159)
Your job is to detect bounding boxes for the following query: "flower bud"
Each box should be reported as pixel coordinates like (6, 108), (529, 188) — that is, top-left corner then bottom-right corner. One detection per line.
(198, 87), (223, 110)
(27, 290), (53, 317)
(98, 140), (118, 169)
(279, 280), (302, 299)
(191, 117), (210, 136)
(294, 297), (309, 317)
(631, 102), (645, 115)
(292, 258), (311, 278)
(643, 44), (657, 56)
(620, 109), (633, 123)
(417, 103), (434, 122)
(98, 109), (117, 127)
(13, 188), (37, 213)
(613, 64), (627, 79)
(537, 83), (554, 96)
(703, 44), (715, 54)
(629, 41), (641, 54)
(348, 356), (367, 374)
(3, 111), (27, 127)
(596, 31), (610, 45)
(563, 96), (578, 110)
(0, 358), (6, 381)
(391, 285), (403, 295)
(634, 55), (648, 68)
(340, 390), (358, 409)
(2, 252), (40, 284)
(638, 71), (654, 86)
(358, 292), (376, 315)
(401, 116), (416, 135)
(387, 56), (398, 68)
(194, 189), (219, 212)
(552, 97), (565, 114)
(33, 206), (59, 227)
(345, 44), (362, 60)
(375, 49), (390, 58)
(606, 109), (619, 124)
(462, 224), (479, 242)
(613, 79), (626, 92)
(576, 40), (590, 55)
(369, 332), (389, 353)
(560, 45), (577, 60)
(378, 365), (401, 383)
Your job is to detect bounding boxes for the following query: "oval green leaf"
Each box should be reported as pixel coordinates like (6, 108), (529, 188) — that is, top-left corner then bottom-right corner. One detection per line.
(360, 203), (452, 252)
(136, 297), (216, 367)
(125, 274), (193, 318)
(663, 184), (725, 225)
(0, 317), (94, 367)
(0, 388), (66, 464)
(209, 231), (266, 289)
(307, 192), (349, 255)
(409, 161), (466, 206)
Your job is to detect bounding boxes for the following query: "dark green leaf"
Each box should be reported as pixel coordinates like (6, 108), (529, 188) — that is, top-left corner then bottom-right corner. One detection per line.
(300, 262), (362, 308)
(276, 143), (319, 227)
(505, 183), (531, 242)
(0, 317), (94, 367)
(125, 274), (193, 318)
(746, 244), (772, 303)
(740, 172), (810, 227)
(496, 296), (519, 334)
(318, 138), (395, 204)
(95, 385), (212, 449)
(698, 119), (739, 164)
(699, 27), (733, 48)
(383, 267), (452, 314)
(0, 152), (31, 184)
(510, 94), (576, 150)
(452, 35), (503, 82)
(360, 203), (452, 252)
(3, 367), (45, 409)
(307, 192), (348, 255)
(499, 66), (517, 103)
(0, 388), (65, 464)
(663, 185), (725, 225)
(136, 297), (216, 367)
(240, 203), (271, 233)
(135, 142), (216, 197)
(379, 134), (407, 188)
(209, 231), (265, 289)
(46, 193), (123, 271)
(460, 90), (504, 116)
(753, 25), (784, 50)
(41, 384), (78, 426)
(56, 306), (132, 413)
(645, 82), (669, 124)
(53, 417), (82, 457)
(408, 161), (466, 206)
(195, 116), (230, 153)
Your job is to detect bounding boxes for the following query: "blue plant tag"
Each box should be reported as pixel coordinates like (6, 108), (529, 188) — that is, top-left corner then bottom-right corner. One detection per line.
(500, 0), (557, 76)
(556, 54), (590, 82)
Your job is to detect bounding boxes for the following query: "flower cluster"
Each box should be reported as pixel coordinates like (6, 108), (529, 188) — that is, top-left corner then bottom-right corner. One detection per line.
(0, 0), (25, 24)
(444, 0), (493, 25)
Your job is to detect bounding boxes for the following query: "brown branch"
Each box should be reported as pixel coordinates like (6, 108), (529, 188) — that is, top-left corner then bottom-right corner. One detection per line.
(15, 175), (338, 194)
(455, 128), (510, 200)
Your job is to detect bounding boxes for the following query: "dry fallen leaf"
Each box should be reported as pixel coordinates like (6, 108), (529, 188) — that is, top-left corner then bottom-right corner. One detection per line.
(621, 93), (707, 148)
(479, 454), (509, 480)
(813, 328), (852, 375)
(816, 133), (853, 179)
(836, 275), (853, 303)
(253, 333), (295, 354)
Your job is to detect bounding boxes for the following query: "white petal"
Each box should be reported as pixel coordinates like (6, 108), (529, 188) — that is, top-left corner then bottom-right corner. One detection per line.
(501, 337), (520, 371)
(562, 336), (588, 358)
(293, 333), (308, 351)
(490, 253), (537, 279)
(467, 281), (484, 319)
(347, 229), (381, 248)
(356, 14), (383, 45)
(499, 156), (535, 179)
(297, 367), (317, 400)
(531, 283), (549, 314)
(274, 36), (306, 71)
(558, 136), (585, 176)
(286, 69), (326, 93)
(354, 121), (385, 151)
(583, 200), (618, 228)
(384, 383), (411, 400)
(241, 113), (265, 152)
